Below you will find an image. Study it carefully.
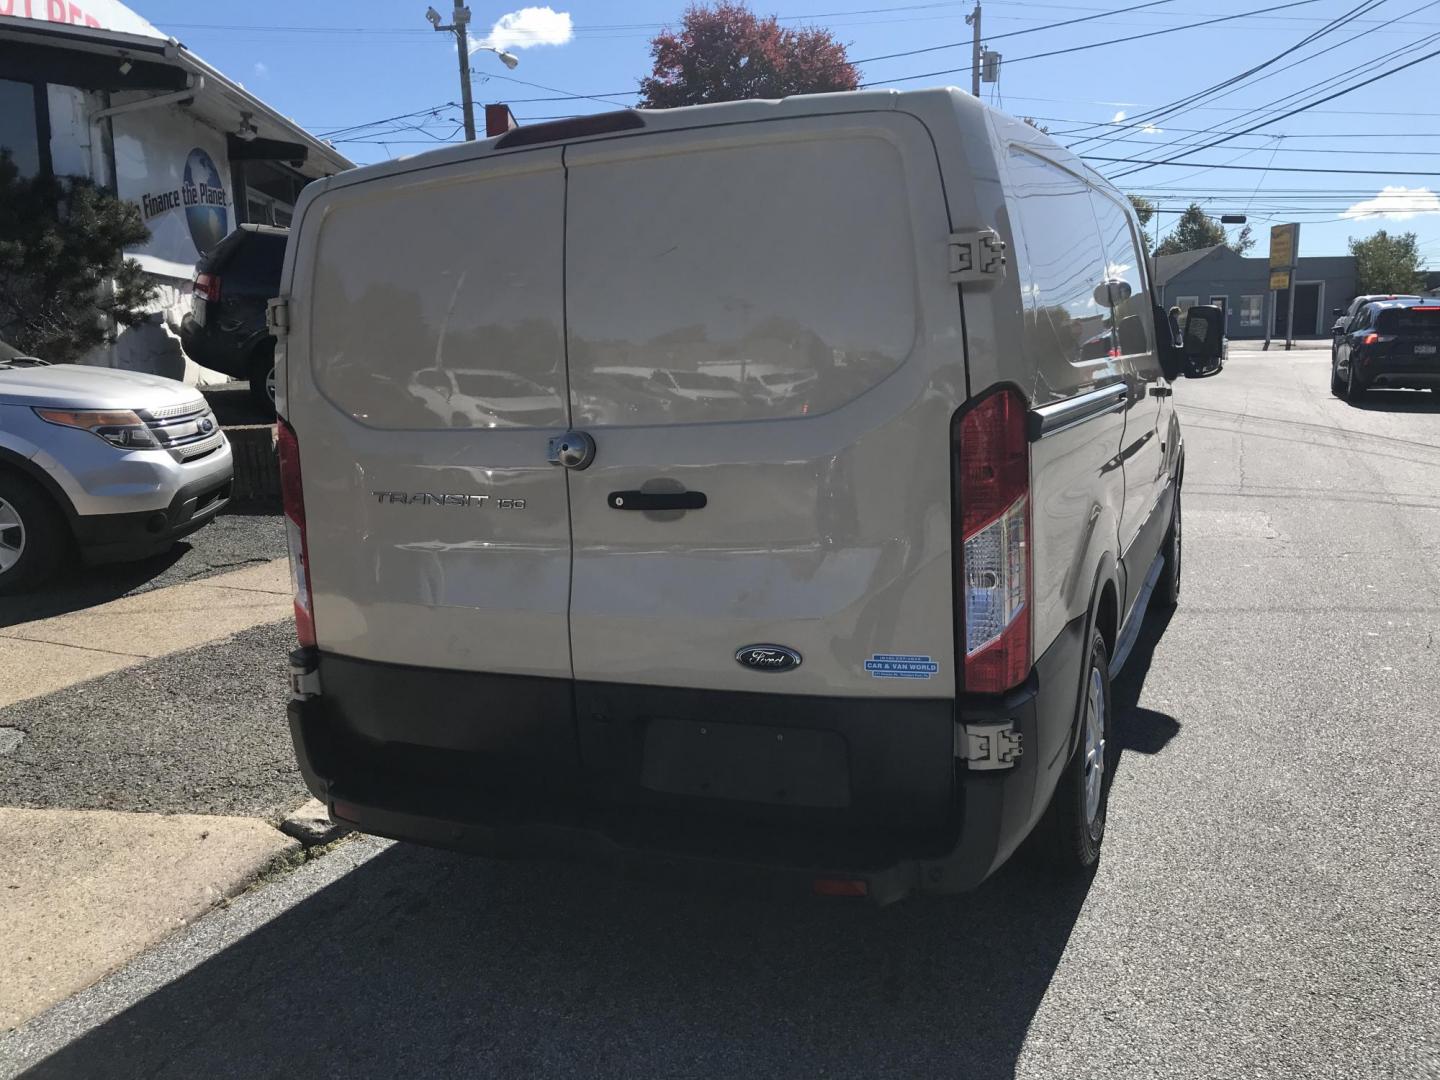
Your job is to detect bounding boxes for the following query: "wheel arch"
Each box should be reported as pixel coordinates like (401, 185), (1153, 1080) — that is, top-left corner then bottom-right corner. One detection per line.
(0, 445), (80, 528)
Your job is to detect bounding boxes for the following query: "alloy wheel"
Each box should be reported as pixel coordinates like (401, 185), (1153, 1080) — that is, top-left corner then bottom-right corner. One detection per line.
(265, 365), (277, 403)
(0, 497), (26, 574)
(1083, 666), (1107, 832)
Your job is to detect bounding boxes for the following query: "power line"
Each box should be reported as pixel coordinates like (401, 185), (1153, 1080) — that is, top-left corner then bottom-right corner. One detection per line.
(851, 0), (1177, 64)
(1104, 40), (1440, 177)
(859, 0), (1323, 84)
(1084, 156), (1440, 175)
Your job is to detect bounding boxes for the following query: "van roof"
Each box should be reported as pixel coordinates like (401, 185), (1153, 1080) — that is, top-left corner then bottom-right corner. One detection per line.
(300, 87), (1117, 207)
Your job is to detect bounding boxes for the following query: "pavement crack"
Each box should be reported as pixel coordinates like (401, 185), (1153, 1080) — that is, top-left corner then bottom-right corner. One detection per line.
(0, 634), (150, 659)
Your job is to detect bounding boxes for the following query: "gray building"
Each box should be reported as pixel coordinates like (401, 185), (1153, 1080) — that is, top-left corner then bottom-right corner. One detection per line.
(1154, 245), (1357, 339)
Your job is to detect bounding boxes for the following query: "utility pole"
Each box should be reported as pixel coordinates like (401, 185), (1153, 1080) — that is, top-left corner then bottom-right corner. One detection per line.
(966, 4), (982, 96)
(426, 2), (477, 141)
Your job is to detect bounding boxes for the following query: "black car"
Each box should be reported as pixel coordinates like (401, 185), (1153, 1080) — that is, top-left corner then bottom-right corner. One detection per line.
(178, 224), (287, 413)
(1330, 293), (1419, 363)
(1331, 300), (1440, 401)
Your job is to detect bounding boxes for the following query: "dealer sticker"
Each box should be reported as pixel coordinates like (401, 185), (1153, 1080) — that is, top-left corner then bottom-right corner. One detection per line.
(865, 654), (939, 680)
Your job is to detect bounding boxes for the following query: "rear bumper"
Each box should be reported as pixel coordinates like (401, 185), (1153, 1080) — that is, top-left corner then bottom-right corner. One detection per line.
(288, 616), (1085, 902)
(1358, 353), (1440, 389)
(73, 468), (234, 563)
(178, 315), (253, 380)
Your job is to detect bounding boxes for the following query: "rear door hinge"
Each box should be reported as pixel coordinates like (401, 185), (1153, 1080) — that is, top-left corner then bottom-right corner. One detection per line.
(266, 297), (291, 338)
(957, 720), (1023, 770)
(947, 228), (1006, 286)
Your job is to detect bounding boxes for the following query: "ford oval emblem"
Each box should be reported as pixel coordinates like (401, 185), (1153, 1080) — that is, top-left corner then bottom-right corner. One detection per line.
(735, 645), (803, 673)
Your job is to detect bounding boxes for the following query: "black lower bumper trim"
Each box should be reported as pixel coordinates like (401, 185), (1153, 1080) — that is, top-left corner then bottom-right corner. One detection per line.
(288, 614), (1086, 901)
(75, 471), (233, 564)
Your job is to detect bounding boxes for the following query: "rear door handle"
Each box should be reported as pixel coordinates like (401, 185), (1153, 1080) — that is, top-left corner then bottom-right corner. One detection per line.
(608, 491), (707, 511)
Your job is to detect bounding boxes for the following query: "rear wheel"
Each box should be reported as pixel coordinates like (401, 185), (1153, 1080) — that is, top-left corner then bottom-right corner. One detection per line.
(249, 346), (277, 417)
(1344, 356), (1366, 403)
(1330, 359), (1345, 397)
(1036, 631), (1115, 875)
(1158, 486), (1182, 608)
(0, 472), (68, 595)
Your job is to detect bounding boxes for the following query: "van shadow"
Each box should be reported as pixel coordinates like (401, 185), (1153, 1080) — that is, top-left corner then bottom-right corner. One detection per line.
(1112, 603), (1182, 767)
(22, 840), (1094, 1078)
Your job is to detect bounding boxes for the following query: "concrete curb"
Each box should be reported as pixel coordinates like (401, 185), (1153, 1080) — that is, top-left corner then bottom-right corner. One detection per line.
(225, 424), (279, 509)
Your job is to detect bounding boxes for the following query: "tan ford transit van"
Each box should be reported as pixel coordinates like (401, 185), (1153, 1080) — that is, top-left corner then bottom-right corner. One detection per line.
(274, 89), (1223, 903)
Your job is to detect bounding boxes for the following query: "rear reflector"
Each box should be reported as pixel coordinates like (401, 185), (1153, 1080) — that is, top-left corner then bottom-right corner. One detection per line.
(194, 272), (221, 302)
(276, 419), (316, 648)
(812, 877), (869, 898)
(956, 387), (1032, 694)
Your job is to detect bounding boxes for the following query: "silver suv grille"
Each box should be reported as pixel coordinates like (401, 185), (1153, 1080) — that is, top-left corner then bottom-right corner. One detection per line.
(139, 401), (226, 463)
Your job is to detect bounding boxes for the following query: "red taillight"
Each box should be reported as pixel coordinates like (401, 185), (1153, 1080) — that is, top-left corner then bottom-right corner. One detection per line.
(276, 419), (315, 648)
(194, 272), (221, 302)
(956, 387), (1031, 694)
(1410, 306), (1440, 311)
(1363, 333), (1379, 345)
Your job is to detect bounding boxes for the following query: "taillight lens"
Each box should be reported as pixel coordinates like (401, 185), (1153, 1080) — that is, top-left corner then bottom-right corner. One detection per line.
(276, 419), (315, 648)
(956, 387), (1031, 694)
(1362, 333), (1379, 346)
(194, 272), (221, 302)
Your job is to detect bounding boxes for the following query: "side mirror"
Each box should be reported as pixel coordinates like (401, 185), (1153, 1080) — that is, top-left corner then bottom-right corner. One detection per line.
(1181, 304), (1225, 375)
(1154, 303), (1185, 381)
(1094, 279), (1133, 308)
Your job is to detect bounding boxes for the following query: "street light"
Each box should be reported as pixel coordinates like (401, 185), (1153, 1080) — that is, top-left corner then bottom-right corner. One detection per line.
(476, 44), (520, 69)
(426, 1), (518, 140)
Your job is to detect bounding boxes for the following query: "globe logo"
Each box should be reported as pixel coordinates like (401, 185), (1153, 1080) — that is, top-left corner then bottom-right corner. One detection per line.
(182, 148), (229, 254)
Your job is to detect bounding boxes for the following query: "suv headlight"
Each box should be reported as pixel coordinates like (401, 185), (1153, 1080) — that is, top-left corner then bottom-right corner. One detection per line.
(34, 408), (160, 450)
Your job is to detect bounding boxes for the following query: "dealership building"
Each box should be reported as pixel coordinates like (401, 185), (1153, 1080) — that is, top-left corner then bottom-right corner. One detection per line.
(0, 1), (352, 380)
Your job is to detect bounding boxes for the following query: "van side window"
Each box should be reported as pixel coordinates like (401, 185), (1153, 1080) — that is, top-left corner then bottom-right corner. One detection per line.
(1089, 190), (1158, 376)
(1003, 148), (1123, 401)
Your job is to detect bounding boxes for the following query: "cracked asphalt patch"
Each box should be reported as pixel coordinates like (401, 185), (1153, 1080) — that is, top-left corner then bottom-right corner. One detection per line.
(0, 620), (306, 822)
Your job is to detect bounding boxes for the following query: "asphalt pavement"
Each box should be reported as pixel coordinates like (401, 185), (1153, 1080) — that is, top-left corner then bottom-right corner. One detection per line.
(2, 347), (1437, 1079)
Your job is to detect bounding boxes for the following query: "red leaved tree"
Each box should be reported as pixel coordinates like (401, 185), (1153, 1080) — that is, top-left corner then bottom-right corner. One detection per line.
(638, 2), (859, 109)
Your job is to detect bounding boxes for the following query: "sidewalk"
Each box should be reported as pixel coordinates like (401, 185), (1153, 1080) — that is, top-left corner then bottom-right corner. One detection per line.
(0, 557), (309, 1030)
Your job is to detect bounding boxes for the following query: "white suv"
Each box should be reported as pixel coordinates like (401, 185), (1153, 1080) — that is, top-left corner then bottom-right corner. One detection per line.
(0, 348), (233, 593)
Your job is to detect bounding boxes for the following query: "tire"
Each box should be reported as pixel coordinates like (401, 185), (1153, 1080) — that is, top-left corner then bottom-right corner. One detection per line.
(0, 471), (69, 595)
(249, 346), (277, 417)
(1344, 356), (1366, 403)
(1158, 485), (1182, 609)
(1035, 631), (1115, 875)
(1330, 360), (1345, 397)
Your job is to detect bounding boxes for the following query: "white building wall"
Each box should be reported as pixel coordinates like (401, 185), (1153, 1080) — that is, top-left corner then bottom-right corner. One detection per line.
(44, 89), (233, 384)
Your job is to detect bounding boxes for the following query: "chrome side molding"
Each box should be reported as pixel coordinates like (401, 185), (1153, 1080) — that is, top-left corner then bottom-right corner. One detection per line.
(1027, 383), (1127, 441)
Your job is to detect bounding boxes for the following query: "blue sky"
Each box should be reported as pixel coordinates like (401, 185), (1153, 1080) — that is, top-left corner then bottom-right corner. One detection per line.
(132, 0), (1440, 258)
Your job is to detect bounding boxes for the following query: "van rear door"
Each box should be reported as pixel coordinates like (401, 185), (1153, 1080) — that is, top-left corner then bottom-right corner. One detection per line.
(562, 115), (962, 700)
(292, 149), (573, 682)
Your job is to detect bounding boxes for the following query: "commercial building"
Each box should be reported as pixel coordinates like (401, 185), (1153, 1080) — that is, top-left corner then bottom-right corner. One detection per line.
(0, 1), (352, 380)
(1153, 245), (1357, 340)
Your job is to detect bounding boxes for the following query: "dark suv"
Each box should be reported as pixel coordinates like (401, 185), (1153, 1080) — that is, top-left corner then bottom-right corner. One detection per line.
(1332, 300), (1440, 401)
(179, 225), (287, 413)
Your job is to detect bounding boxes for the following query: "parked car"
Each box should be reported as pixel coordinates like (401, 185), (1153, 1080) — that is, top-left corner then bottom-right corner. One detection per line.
(0, 341), (232, 593)
(1330, 294), (1420, 363)
(1331, 299), (1440, 401)
(179, 224), (287, 414)
(275, 91), (1223, 903)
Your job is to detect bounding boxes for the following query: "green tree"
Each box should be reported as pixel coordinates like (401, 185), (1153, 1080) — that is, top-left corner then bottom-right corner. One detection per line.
(1349, 228), (1425, 294)
(1128, 194), (1155, 249)
(1154, 202), (1228, 256)
(1232, 223), (1255, 256)
(638, 2), (858, 109)
(0, 155), (155, 362)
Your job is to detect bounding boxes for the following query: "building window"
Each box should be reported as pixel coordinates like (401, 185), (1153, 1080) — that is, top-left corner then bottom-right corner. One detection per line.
(0, 79), (44, 179)
(1175, 296), (1199, 312)
(1240, 294), (1263, 329)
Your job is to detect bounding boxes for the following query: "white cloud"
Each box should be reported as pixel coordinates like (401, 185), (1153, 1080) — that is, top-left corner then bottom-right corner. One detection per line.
(1341, 186), (1440, 221)
(1111, 110), (1127, 123)
(1140, 122), (1162, 134)
(477, 6), (573, 52)
(252, 61), (269, 79)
